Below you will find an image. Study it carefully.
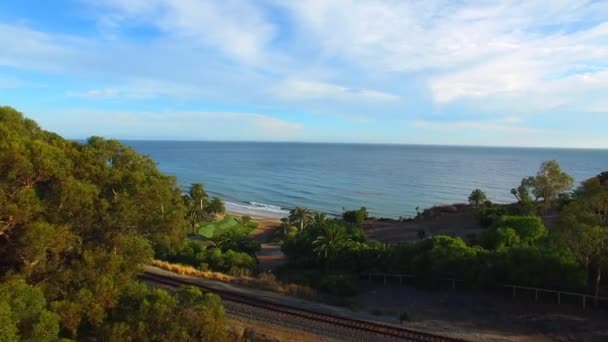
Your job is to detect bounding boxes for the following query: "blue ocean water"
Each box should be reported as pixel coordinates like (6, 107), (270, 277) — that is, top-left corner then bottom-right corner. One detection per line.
(124, 141), (608, 219)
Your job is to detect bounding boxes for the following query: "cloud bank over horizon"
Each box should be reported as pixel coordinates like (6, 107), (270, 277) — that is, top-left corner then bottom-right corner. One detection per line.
(1, 0), (608, 147)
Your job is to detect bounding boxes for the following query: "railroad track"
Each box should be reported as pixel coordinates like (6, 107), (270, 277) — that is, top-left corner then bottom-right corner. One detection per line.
(139, 272), (466, 342)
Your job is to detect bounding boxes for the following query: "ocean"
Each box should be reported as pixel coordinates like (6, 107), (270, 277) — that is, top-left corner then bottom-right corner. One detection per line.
(124, 141), (608, 219)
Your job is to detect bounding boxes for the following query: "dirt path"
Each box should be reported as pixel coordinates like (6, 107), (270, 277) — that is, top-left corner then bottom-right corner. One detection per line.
(257, 243), (287, 271)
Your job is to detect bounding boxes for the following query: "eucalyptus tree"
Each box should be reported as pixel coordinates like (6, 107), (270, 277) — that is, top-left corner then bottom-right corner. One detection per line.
(557, 172), (608, 306)
(0, 106), (226, 340)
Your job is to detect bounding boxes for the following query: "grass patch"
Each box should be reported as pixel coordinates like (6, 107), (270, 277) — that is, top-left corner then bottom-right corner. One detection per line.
(198, 215), (257, 238)
(150, 260), (316, 299)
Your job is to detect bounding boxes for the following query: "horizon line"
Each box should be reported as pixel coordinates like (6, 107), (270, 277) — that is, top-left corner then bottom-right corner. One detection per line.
(68, 137), (608, 151)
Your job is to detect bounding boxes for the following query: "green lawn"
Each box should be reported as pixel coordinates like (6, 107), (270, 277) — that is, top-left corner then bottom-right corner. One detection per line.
(197, 215), (258, 238)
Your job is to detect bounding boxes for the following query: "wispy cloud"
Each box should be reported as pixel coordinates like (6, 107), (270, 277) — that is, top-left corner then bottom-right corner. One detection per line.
(90, 0), (277, 66)
(66, 80), (202, 100)
(281, 1), (608, 107)
(273, 79), (400, 102)
(409, 117), (543, 134)
(31, 109), (302, 140)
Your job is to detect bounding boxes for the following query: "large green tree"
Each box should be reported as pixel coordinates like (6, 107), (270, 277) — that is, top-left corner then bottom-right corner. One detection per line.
(557, 172), (608, 306)
(0, 106), (226, 340)
(516, 161), (574, 212)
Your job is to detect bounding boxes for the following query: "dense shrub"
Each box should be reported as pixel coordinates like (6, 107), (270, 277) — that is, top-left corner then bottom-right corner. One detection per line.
(342, 207), (368, 225)
(167, 241), (257, 273)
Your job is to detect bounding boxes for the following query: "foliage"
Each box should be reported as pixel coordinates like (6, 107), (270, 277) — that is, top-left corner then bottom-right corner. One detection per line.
(151, 260), (316, 299)
(207, 197), (226, 216)
(476, 201), (507, 228)
(198, 215), (257, 238)
(0, 278), (60, 342)
(101, 283), (226, 341)
(313, 224), (352, 264)
(289, 207), (313, 231)
(0, 107), (226, 340)
(482, 216), (548, 249)
(183, 183), (210, 233)
(468, 189), (488, 209)
(282, 216), (364, 267)
(167, 240), (257, 273)
(342, 207), (368, 225)
(512, 161), (573, 212)
(555, 172), (608, 305)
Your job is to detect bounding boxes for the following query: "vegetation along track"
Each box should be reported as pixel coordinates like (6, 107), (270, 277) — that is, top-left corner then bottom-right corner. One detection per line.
(139, 272), (465, 342)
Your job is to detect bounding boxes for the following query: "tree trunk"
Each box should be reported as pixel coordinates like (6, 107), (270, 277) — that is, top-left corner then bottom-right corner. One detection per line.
(594, 261), (601, 308)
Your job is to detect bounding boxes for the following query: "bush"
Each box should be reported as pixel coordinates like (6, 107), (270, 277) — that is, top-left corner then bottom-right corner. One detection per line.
(342, 207), (368, 225)
(166, 241), (257, 273)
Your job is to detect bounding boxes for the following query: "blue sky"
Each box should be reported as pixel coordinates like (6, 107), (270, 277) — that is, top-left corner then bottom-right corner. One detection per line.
(1, 0), (608, 147)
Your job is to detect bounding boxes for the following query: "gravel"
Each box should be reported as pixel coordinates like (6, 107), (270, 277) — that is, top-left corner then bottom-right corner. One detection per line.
(222, 299), (405, 342)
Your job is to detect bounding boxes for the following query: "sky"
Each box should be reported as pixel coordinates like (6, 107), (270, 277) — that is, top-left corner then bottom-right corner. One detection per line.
(1, 0), (608, 148)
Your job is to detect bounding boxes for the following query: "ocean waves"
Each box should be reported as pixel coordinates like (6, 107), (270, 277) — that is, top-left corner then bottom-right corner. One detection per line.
(224, 201), (290, 218)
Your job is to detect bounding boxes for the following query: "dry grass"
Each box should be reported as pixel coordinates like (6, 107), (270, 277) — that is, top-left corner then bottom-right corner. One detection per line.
(150, 260), (316, 299)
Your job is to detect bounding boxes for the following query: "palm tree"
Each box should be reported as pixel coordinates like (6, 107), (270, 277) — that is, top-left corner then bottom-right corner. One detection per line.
(312, 225), (351, 267)
(188, 183), (208, 211)
(468, 189), (488, 209)
(207, 197), (226, 216)
(279, 217), (294, 236)
(186, 206), (206, 234)
(289, 207), (313, 231)
(312, 212), (328, 227)
(183, 183), (209, 233)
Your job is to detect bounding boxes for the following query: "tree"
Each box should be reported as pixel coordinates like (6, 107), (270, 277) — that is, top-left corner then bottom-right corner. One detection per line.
(0, 278), (60, 341)
(497, 216), (547, 246)
(557, 173), (608, 306)
(207, 197), (226, 216)
(0, 107), (226, 339)
(189, 183), (208, 210)
(183, 183), (210, 233)
(289, 207), (313, 231)
(278, 217), (295, 236)
(312, 224), (351, 267)
(342, 207), (368, 225)
(468, 189), (488, 209)
(312, 212), (328, 226)
(530, 161), (574, 212)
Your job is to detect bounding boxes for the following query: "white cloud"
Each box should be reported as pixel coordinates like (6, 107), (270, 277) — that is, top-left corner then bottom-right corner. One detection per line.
(273, 79), (400, 102)
(280, 1), (608, 107)
(0, 23), (79, 71)
(90, 0), (277, 65)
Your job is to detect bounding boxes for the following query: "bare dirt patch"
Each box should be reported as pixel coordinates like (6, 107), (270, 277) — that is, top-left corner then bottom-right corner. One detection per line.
(364, 205), (482, 243)
(353, 282), (608, 342)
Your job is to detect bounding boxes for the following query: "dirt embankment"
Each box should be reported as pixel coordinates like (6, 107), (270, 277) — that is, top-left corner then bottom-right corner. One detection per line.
(364, 204), (483, 243)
